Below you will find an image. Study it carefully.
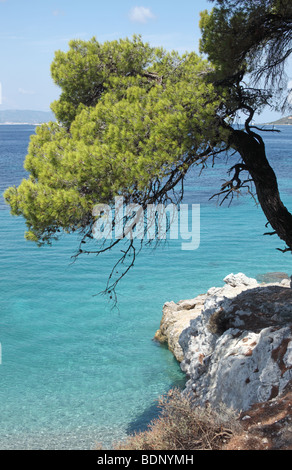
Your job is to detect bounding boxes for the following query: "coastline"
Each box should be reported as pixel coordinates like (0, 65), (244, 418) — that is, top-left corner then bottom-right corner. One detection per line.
(0, 122), (44, 125)
(155, 272), (292, 412)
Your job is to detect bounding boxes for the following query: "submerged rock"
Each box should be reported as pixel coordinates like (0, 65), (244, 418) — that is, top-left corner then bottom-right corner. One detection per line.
(156, 273), (292, 412)
(256, 272), (290, 284)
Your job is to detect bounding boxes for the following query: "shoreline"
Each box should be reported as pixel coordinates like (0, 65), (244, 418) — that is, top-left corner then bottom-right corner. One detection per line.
(155, 272), (292, 412)
(0, 122), (46, 126)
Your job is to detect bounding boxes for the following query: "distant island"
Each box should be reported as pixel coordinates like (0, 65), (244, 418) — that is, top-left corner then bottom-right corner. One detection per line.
(0, 110), (55, 125)
(266, 115), (292, 125)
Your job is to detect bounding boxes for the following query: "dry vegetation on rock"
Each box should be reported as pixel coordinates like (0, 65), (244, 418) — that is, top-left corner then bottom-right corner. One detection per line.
(98, 385), (292, 451)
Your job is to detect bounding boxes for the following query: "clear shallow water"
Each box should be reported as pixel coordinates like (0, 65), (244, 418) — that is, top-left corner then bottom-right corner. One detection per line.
(0, 124), (291, 449)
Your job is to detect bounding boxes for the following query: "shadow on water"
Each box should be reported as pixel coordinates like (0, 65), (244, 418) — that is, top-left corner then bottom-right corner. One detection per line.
(126, 375), (187, 436)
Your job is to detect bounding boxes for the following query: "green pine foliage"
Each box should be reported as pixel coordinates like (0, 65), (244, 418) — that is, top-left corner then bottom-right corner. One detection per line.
(4, 36), (222, 245)
(199, 0), (292, 91)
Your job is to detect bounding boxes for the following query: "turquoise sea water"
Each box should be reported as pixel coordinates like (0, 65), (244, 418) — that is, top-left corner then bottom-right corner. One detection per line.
(0, 124), (291, 449)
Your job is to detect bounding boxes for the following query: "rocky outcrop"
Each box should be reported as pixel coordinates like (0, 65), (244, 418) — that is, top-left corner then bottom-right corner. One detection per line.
(224, 382), (292, 450)
(155, 273), (292, 413)
(154, 294), (207, 362)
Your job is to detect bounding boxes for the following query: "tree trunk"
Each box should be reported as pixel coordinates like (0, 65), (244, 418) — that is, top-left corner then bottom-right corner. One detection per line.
(230, 128), (292, 252)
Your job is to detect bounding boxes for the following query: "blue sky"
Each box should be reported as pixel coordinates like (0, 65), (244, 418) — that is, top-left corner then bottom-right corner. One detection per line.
(0, 0), (291, 122)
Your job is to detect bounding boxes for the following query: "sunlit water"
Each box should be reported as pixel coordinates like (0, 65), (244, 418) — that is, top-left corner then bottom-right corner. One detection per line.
(0, 124), (291, 449)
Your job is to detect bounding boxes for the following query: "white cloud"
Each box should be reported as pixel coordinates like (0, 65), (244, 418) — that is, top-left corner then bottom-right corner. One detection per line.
(53, 9), (65, 17)
(129, 6), (156, 24)
(18, 88), (35, 95)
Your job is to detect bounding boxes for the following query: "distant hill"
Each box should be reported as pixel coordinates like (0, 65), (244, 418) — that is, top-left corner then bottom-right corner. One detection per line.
(0, 110), (55, 124)
(267, 115), (292, 125)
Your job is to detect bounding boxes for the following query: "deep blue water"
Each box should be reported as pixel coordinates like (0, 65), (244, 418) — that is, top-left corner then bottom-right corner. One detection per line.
(0, 124), (291, 449)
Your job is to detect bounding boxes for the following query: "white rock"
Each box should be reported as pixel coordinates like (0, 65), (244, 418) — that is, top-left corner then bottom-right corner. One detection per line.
(223, 273), (258, 288)
(156, 273), (292, 412)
